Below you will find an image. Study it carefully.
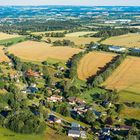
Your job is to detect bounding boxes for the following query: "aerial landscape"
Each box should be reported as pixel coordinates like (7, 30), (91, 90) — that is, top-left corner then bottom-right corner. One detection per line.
(0, 0), (140, 140)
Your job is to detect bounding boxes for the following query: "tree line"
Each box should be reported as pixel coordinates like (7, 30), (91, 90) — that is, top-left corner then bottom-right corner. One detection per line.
(92, 28), (139, 38)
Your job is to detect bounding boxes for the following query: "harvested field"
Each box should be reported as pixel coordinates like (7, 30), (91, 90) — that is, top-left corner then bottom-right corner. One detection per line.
(0, 46), (10, 62)
(103, 57), (140, 93)
(77, 51), (116, 80)
(45, 36), (100, 46)
(0, 32), (20, 40)
(65, 31), (96, 37)
(102, 33), (140, 48)
(8, 41), (81, 61)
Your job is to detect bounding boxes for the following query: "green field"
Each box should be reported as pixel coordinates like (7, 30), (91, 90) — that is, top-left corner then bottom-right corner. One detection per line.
(0, 37), (27, 46)
(120, 106), (140, 120)
(0, 127), (72, 140)
(0, 127), (45, 140)
(119, 90), (140, 103)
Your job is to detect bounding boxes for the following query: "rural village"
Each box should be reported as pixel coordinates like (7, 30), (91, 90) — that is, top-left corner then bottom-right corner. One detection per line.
(0, 5), (139, 140)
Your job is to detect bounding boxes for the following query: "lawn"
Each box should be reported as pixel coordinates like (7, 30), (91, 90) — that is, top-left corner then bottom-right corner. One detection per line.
(79, 87), (107, 104)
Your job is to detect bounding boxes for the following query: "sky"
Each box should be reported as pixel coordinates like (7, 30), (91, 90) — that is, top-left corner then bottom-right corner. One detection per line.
(0, 0), (140, 6)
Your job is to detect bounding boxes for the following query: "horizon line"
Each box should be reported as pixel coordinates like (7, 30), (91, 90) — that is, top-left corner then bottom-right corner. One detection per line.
(0, 5), (140, 7)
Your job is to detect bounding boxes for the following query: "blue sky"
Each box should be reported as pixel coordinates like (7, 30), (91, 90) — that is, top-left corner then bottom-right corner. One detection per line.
(0, 0), (140, 6)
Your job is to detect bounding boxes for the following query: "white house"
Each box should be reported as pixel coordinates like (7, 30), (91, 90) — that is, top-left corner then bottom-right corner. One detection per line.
(68, 130), (80, 138)
(108, 46), (126, 52)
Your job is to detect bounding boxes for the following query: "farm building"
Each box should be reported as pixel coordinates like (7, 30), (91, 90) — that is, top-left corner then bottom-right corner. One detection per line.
(131, 48), (140, 53)
(108, 46), (126, 52)
(68, 122), (86, 138)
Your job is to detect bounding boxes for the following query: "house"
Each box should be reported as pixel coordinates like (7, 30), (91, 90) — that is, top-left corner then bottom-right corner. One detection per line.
(47, 95), (63, 102)
(131, 48), (140, 53)
(71, 122), (80, 130)
(108, 46), (126, 52)
(101, 128), (110, 136)
(67, 97), (86, 105)
(25, 69), (40, 78)
(68, 123), (87, 138)
(93, 110), (102, 118)
(80, 131), (87, 139)
(67, 97), (77, 105)
(76, 98), (86, 105)
(48, 115), (62, 124)
(68, 123), (81, 138)
(28, 87), (38, 93)
(57, 66), (65, 71)
(91, 44), (99, 49)
(73, 105), (88, 115)
(102, 100), (112, 107)
(68, 130), (80, 138)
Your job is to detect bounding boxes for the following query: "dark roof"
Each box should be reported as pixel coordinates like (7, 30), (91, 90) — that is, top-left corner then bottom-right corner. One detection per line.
(28, 87), (38, 93)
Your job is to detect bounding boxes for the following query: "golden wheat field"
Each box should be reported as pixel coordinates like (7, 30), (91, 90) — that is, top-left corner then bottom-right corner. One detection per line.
(8, 41), (82, 61)
(0, 32), (20, 40)
(77, 51), (116, 80)
(45, 36), (100, 46)
(103, 56), (140, 92)
(65, 31), (96, 37)
(102, 33), (140, 48)
(0, 46), (10, 62)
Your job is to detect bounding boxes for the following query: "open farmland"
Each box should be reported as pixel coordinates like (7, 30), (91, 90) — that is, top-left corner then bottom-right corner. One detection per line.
(101, 33), (140, 48)
(0, 32), (21, 40)
(0, 46), (10, 62)
(77, 51), (116, 80)
(45, 36), (100, 46)
(8, 41), (81, 61)
(103, 57), (140, 102)
(32, 30), (65, 35)
(65, 31), (96, 37)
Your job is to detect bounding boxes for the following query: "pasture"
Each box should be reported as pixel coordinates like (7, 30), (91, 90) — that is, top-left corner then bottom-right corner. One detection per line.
(0, 47), (10, 62)
(77, 51), (116, 80)
(103, 56), (140, 102)
(0, 32), (20, 41)
(8, 41), (81, 61)
(101, 33), (140, 48)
